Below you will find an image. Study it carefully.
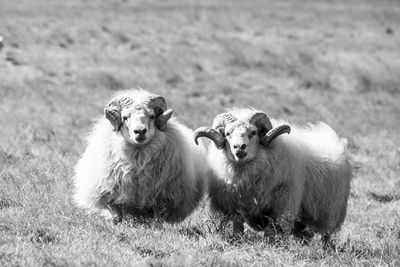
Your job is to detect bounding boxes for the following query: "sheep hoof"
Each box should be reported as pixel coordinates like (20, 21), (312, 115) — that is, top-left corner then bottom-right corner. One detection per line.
(112, 215), (122, 225)
(322, 234), (335, 250)
(107, 204), (123, 224)
(264, 227), (277, 243)
(264, 223), (283, 244)
(154, 199), (170, 220)
(293, 221), (314, 244)
(233, 219), (244, 236)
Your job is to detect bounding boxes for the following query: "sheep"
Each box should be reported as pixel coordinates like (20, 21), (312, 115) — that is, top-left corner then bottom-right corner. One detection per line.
(194, 108), (353, 244)
(73, 89), (208, 224)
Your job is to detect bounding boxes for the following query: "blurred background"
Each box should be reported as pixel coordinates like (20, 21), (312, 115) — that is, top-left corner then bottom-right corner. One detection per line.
(0, 0), (399, 265)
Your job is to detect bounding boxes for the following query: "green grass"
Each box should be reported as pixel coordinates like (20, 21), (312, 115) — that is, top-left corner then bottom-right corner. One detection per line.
(1, 0), (400, 265)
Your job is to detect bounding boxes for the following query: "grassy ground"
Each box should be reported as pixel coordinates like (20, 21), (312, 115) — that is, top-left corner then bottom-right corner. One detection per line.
(1, 0), (400, 265)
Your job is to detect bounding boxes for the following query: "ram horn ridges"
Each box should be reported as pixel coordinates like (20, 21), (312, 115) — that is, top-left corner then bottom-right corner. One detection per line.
(194, 127), (225, 149)
(248, 112), (273, 136)
(148, 95), (167, 115)
(212, 112), (237, 130)
(148, 95), (172, 131)
(260, 124), (291, 147)
(156, 109), (173, 131)
(104, 100), (123, 131)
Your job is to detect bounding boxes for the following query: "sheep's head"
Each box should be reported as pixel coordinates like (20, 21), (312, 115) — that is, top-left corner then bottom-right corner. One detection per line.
(194, 111), (291, 164)
(104, 94), (173, 145)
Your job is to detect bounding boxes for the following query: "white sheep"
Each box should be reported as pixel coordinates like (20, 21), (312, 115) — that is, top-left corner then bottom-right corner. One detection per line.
(194, 108), (353, 244)
(73, 89), (208, 223)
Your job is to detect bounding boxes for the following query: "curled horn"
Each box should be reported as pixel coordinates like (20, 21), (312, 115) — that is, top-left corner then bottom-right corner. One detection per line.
(260, 125), (291, 147)
(212, 112), (237, 133)
(248, 112), (273, 136)
(248, 111), (291, 147)
(149, 95), (173, 131)
(194, 127), (226, 149)
(148, 95), (167, 114)
(193, 112), (236, 149)
(104, 96), (135, 131)
(104, 99), (123, 131)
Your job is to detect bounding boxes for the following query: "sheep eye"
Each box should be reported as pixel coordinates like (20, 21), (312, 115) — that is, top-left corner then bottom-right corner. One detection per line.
(225, 132), (230, 137)
(122, 116), (128, 121)
(149, 115), (155, 120)
(250, 131), (257, 137)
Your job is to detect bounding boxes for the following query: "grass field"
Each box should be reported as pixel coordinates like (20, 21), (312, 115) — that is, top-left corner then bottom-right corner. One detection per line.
(1, 0), (400, 265)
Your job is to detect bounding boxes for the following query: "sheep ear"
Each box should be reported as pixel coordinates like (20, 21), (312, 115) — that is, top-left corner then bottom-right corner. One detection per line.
(155, 109), (173, 131)
(260, 125), (291, 147)
(104, 103), (122, 131)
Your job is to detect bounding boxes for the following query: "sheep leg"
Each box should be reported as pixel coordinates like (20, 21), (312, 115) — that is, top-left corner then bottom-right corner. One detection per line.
(232, 216), (244, 237)
(106, 203), (123, 224)
(97, 195), (123, 224)
(260, 183), (300, 242)
(293, 220), (314, 243)
(263, 218), (283, 242)
(98, 203), (123, 224)
(209, 177), (244, 237)
(208, 177), (240, 214)
(163, 205), (189, 223)
(322, 233), (335, 250)
(154, 199), (170, 221)
(269, 183), (300, 232)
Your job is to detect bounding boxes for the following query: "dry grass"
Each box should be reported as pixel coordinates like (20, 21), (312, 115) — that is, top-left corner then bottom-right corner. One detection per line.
(1, 0), (400, 266)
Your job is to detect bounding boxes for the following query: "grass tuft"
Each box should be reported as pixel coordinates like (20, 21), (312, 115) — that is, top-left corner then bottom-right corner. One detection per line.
(30, 229), (59, 245)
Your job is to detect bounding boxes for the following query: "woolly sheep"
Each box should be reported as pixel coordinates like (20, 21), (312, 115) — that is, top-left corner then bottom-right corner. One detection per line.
(194, 108), (353, 244)
(73, 89), (208, 224)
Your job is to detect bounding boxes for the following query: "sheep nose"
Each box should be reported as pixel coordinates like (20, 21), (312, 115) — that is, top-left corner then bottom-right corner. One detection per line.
(233, 144), (247, 150)
(133, 128), (147, 135)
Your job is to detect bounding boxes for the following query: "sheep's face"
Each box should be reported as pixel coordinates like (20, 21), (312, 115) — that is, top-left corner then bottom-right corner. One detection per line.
(194, 111), (291, 161)
(120, 105), (157, 146)
(223, 122), (260, 164)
